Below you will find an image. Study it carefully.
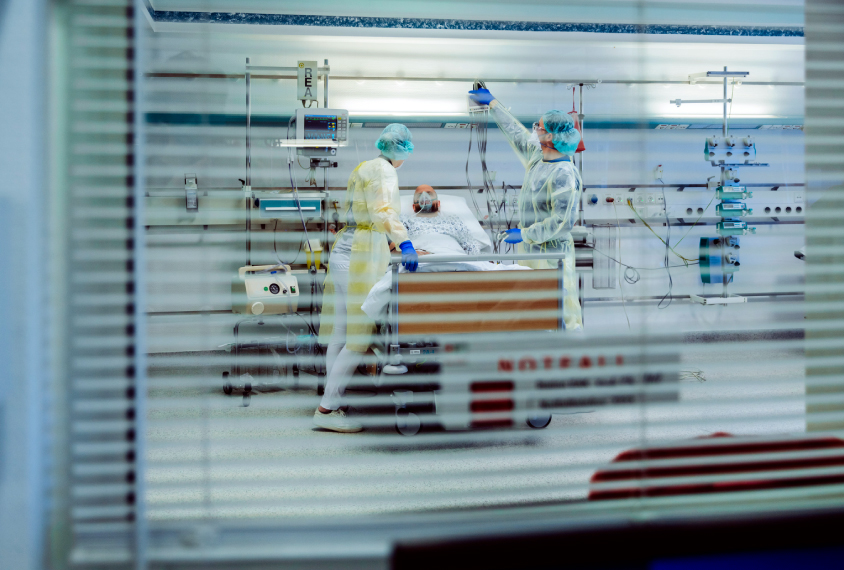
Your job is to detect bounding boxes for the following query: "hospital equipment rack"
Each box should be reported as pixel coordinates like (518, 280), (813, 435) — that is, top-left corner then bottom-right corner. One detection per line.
(224, 267), (325, 406)
(242, 58), (334, 266)
(223, 58), (337, 404)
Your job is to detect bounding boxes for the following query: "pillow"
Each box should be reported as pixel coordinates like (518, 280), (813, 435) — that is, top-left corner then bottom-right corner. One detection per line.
(399, 192), (492, 252)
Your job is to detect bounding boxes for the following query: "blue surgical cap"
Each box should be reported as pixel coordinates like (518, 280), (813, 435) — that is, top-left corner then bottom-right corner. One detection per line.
(376, 123), (414, 160)
(541, 110), (581, 155)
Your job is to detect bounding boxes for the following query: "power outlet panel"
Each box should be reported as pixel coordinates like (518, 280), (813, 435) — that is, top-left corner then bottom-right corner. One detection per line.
(583, 189), (805, 224)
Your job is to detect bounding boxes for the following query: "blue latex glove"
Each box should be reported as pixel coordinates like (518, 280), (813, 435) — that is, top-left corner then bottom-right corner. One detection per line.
(503, 228), (523, 244)
(399, 240), (418, 272)
(468, 88), (495, 106)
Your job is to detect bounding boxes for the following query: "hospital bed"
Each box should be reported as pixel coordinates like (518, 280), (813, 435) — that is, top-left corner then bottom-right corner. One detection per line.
(366, 251), (585, 435)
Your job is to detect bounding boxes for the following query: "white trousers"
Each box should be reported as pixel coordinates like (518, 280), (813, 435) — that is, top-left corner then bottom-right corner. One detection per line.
(320, 260), (363, 410)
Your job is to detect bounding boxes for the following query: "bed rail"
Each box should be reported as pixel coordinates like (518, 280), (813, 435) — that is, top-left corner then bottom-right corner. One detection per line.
(386, 253), (567, 368)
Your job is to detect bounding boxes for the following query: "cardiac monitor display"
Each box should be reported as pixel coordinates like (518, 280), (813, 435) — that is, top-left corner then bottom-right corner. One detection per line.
(303, 115), (338, 140)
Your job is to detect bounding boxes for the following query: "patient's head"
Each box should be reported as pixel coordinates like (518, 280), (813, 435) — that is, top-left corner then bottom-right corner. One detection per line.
(413, 185), (440, 216)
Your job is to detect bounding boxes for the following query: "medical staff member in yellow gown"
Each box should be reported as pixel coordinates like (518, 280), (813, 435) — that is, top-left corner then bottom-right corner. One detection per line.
(314, 124), (419, 433)
(469, 88), (583, 331)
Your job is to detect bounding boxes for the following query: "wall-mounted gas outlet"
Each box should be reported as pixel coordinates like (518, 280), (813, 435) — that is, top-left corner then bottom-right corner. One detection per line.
(654, 165), (664, 180)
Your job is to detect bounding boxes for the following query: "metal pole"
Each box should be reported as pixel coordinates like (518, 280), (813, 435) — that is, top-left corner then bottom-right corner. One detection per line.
(246, 58), (252, 265)
(722, 67), (729, 299)
(559, 259), (566, 331)
(390, 262), (400, 362)
(323, 59), (330, 255)
(723, 66), (728, 137)
(577, 84), (584, 225)
(324, 58), (329, 108)
(246, 58), (252, 186)
(579, 84), (584, 175)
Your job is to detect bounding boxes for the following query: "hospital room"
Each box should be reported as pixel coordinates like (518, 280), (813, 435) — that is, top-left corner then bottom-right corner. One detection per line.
(4, 1), (844, 569)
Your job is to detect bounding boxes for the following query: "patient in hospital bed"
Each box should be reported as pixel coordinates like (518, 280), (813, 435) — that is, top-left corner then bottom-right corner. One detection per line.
(363, 186), (529, 320)
(390, 185), (482, 256)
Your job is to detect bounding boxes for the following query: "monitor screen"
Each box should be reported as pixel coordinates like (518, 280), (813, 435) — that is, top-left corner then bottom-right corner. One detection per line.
(303, 115), (337, 140)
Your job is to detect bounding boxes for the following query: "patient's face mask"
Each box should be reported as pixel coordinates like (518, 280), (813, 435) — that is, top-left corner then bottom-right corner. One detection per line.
(413, 191), (437, 213)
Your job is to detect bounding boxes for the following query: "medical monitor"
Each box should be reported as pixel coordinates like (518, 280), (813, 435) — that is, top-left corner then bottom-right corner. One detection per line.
(295, 108), (349, 157)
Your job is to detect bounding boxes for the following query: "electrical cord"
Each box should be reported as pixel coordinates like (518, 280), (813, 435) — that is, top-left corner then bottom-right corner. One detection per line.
(287, 116), (312, 255)
(613, 203), (632, 329)
(674, 190), (718, 249)
(467, 82), (504, 251)
(624, 196), (697, 266)
(272, 219), (303, 266)
(605, 198), (703, 325)
(587, 244), (699, 271)
(465, 120), (488, 248)
(657, 179), (673, 309)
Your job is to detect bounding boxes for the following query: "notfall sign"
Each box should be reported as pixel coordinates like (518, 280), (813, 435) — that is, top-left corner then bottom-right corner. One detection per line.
(297, 61), (318, 102)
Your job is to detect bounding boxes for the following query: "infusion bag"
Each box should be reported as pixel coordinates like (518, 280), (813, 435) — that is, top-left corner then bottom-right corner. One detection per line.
(232, 265), (300, 315)
(568, 110), (586, 154)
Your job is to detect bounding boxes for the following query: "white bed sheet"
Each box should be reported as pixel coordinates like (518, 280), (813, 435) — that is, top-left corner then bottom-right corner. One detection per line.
(361, 234), (530, 321)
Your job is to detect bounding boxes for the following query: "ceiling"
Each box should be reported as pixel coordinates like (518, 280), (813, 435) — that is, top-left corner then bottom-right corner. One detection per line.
(146, 1), (804, 28)
(141, 1), (805, 123)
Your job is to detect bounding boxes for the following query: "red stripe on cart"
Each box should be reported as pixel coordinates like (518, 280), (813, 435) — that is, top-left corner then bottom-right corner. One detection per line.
(471, 381), (514, 393)
(589, 434), (844, 501)
(471, 399), (514, 413)
(471, 418), (514, 429)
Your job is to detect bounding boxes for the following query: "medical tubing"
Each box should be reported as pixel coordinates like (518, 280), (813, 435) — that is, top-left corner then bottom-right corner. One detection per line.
(287, 117), (312, 260)
(588, 244), (697, 272)
(477, 108), (500, 235)
(469, 106), (501, 252)
(625, 196), (697, 265)
(465, 121), (484, 221)
(673, 188), (718, 249)
(612, 203), (632, 329)
(657, 181), (673, 310)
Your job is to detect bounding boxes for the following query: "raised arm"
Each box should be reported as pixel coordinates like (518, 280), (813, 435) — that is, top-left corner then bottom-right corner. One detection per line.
(522, 164), (582, 246)
(489, 100), (541, 169)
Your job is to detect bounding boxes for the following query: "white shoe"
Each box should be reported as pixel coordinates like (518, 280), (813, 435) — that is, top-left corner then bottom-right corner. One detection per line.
(313, 408), (363, 433)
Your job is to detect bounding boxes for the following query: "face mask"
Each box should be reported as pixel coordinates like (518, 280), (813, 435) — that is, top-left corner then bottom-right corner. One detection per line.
(393, 161), (404, 170)
(413, 192), (436, 213)
(528, 130), (542, 149)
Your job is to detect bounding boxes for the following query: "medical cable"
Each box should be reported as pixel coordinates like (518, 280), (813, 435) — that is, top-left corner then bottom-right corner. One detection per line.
(657, 181), (673, 309)
(588, 245), (698, 272)
(613, 203), (632, 329)
(624, 197), (697, 266)
(475, 107), (500, 220)
(477, 109), (503, 246)
(464, 121), (489, 249)
(464, 124), (484, 218)
(287, 116), (312, 257)
(466, 92), (505, 253)
(673, 190), (718, 249)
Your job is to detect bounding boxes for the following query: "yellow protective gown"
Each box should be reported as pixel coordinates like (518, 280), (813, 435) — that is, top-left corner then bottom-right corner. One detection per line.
(319, 158), (410, 352)
(490, 103), (583, 330)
